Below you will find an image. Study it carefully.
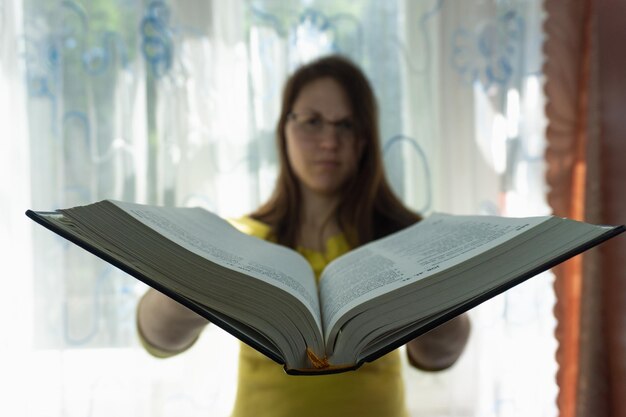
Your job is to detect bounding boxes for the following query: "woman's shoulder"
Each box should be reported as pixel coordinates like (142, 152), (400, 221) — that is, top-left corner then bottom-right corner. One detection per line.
(228, 215), (272, 240)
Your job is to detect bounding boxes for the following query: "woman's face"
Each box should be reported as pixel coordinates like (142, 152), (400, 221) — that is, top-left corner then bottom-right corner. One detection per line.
(285, 77), (364, 198)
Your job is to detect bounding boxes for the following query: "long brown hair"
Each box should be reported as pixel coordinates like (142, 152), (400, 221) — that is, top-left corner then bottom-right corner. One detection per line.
(250, 55), (421, 248)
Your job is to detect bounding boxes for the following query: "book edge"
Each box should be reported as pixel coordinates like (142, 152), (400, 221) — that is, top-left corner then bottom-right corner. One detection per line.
(354, 223), (625, 367)
(25, 209), (286, 366)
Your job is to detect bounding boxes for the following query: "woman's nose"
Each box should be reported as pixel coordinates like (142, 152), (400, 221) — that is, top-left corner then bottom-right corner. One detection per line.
(317, 125), (341, 148)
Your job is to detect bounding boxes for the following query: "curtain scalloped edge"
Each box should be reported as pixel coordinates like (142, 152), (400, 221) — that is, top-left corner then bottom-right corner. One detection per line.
(543, 0), (593, 416)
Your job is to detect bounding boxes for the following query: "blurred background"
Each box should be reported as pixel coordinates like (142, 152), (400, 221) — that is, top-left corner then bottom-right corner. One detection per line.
(1, 1), (624, 416)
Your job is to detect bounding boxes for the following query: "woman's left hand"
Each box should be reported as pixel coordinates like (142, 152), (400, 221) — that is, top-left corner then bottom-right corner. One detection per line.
(405, 314), (471, 371)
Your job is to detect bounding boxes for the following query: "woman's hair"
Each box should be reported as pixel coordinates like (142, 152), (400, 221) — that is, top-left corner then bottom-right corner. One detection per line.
(250, 54), (421, 248)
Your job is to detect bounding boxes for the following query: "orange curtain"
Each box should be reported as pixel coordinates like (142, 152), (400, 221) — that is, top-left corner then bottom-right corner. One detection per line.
(544, 1), (626, 416)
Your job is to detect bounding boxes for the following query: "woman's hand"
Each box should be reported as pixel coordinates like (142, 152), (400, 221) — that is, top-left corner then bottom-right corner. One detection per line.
(405, 314), (471, 371)
(137, 289), (209, 354)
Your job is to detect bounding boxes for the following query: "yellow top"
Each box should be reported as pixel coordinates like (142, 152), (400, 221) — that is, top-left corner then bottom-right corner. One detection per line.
(139, 216), (408, 417)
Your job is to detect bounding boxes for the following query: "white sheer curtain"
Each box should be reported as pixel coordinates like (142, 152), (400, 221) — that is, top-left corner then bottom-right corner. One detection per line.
(1, 0), (555, 416)
(398, 2), (555, 416)
(1, 0), (35, 414)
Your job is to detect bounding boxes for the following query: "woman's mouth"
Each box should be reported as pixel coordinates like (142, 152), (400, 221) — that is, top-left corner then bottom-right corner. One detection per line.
(314, 160), (340, 169)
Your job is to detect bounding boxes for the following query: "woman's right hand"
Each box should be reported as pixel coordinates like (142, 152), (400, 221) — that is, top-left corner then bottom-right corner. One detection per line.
(137, 289), (209, 354)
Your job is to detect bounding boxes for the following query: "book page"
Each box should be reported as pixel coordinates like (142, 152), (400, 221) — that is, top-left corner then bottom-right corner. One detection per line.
(108, 201), (322, 325)
(319, 213), (553, 340)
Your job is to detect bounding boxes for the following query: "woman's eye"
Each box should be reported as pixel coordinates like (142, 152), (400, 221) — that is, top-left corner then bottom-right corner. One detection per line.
(336, 120), (354, 131)
(304, 118), (323, 127)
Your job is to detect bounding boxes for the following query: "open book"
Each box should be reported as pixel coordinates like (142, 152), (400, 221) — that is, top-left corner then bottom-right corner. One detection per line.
(26, 200), (624, 374)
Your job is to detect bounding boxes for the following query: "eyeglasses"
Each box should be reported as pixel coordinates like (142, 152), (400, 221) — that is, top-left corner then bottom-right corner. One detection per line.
(287, 112), (356, 142)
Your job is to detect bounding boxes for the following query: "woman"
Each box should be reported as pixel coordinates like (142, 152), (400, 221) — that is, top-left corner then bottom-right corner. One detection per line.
(137, 55), (471, 417)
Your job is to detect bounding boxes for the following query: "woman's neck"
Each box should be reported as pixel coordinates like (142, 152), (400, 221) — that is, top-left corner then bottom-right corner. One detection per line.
(298, 188), (342, 251)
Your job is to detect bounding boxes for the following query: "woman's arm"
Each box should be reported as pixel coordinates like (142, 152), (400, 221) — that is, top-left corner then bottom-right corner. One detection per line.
(406, 314), (471, 371)
(137, 289), (209, 355)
